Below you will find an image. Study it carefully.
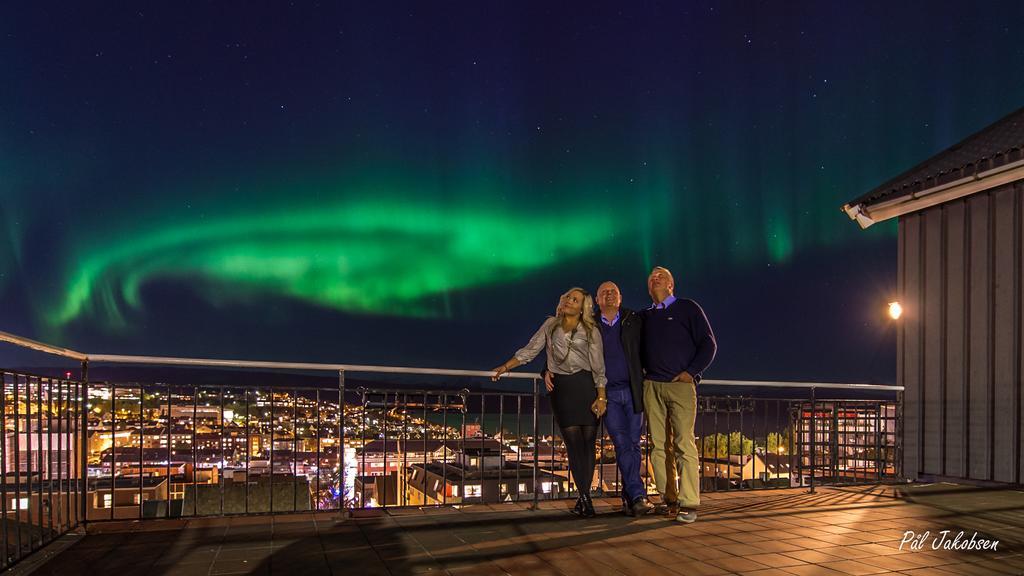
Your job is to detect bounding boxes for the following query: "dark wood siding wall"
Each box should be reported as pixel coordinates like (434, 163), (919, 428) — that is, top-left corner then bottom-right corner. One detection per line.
(899, 180), (1023, 484)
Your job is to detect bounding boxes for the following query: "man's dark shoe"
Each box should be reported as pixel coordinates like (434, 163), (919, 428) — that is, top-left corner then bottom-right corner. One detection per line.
(621, 499), (631, 516)
(653, 499), (678, 515)
(630, 497), (655, 516)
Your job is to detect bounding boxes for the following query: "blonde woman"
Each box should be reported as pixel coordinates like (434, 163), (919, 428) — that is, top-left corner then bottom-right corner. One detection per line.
(492, 287), (607, 517)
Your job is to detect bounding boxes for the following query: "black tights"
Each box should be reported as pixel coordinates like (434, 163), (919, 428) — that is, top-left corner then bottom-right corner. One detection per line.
(561, 425), (597, 496)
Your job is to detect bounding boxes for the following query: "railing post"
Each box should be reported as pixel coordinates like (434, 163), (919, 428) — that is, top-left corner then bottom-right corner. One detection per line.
(896, 391), (905, 481)
(269, 387), (274, 514)
(244, 387), (250, 514)
(110, 381), (117, 521)
(439, 389), (446, 507)
(831, 402), (839, 485)
(80, 360), (88, 526)
(809, 387), (816, 494)
(291, 390), (298, 512)
(1, 373), (9, 568)
(315, 388), (321, 512)
(478, 391), (485, 503)
(219, 386), (226, 516)
(531, 378), (539, 511)
(497, 394), (504, 502)
(360, 388), (367, 509)
(338, 370), (345, 513)
(422, 391), (429, 505)
(515, 395), (522, 503)
(192, 386), (198, 517)
(382, 391), (389, 508)
(875, 403), (882, 482)
(459, 389), (467, 506)
(166, 384), (172, 519)
(47, 378), (55, 540)
(139, 385), (144, 519)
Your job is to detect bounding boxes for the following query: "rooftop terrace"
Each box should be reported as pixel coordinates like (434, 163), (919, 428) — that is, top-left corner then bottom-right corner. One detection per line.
(19, 484), (1023, 576)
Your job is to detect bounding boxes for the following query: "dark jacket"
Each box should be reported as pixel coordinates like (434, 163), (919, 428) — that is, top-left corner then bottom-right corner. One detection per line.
(609, 307), (646, 414)
(540, 307), (646, 414)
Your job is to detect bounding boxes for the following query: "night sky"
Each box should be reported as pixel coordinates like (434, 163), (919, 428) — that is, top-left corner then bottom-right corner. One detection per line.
(3, 2), (1023, 384)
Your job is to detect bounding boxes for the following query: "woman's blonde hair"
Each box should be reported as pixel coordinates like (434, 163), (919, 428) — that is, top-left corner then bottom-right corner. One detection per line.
(551, 286), (596, 339)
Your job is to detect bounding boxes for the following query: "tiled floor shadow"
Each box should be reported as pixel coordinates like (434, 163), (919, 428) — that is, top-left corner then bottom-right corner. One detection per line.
(26, 485), (1024, 575)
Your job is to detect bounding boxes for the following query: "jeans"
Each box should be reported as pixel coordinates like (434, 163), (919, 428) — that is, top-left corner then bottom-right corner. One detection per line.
(604, 385), (645, 503)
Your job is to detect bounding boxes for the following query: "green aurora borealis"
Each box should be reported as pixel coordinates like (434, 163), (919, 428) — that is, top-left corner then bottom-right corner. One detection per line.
(4, 2), (1024, 381)
(50, 192), (627, 329)
(34, 157), (883, 339)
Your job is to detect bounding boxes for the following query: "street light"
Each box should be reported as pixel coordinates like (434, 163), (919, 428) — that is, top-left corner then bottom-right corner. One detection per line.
(888, 301), (902, 320)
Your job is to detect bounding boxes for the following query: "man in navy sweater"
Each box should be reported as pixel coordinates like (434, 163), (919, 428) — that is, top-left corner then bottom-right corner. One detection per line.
(642, 266), (716, 523)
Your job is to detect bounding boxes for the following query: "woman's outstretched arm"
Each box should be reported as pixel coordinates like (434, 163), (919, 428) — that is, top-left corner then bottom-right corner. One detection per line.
(492, 317), (552, 380)
(491, 357), (523, 381)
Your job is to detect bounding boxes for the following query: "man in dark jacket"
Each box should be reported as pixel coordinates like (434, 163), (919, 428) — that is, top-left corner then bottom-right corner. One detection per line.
(595, 281), (653, 515)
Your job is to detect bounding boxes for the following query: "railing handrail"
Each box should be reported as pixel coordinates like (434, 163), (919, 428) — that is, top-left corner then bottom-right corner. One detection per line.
(2, 328), (904, 390)
(700, 379), (900, 391)
(87, 353), (540, 380)
(0, 330), (87, 362)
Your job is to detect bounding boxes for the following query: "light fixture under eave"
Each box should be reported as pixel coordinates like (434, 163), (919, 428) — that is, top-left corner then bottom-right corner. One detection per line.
(888, 302), (903, 320)
(842, 203), (876, 229)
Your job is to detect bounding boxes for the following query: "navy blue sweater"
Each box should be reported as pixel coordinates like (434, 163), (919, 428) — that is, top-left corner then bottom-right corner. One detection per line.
(641, 298), (717, 383)
(598, 319), (630, 389)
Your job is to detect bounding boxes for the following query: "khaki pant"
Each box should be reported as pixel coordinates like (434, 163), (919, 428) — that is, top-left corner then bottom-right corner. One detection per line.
(644, 379), (699, 509)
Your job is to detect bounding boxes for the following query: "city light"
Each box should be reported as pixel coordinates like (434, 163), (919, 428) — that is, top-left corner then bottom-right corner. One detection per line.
(888, 301), (903, 320)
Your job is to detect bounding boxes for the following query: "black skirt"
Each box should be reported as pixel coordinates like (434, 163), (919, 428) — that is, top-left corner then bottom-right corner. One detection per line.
(550, 370), (599, 427)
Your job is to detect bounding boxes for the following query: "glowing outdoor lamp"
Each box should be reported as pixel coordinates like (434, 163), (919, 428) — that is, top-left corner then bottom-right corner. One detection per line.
(888, 301), (903, 320)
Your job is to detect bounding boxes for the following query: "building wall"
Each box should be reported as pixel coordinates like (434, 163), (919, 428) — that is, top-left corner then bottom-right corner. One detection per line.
(899, 179), (1023, 484)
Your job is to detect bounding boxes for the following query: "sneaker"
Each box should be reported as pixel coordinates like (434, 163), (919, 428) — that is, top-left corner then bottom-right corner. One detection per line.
(630, 497), (655, 516)
(675, 509), (697, 524)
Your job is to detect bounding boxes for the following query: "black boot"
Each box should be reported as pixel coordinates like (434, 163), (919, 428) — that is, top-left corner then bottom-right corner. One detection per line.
(580, 492), (596, 518)
(571, 495), (585, 516)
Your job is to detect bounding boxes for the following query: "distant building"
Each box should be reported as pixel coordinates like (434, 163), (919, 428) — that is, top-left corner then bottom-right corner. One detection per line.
(513, 440), (568, 469)
(86, 476), (168, 520)
(355, 439), (456, 477)
(354, 474), (397, 508)
(2, 473), (82, 525)
(5, 431), (77, 480)
(403, 444), (566, 505)
(592, 463), (653, 495)
(698, 451), (792, 489)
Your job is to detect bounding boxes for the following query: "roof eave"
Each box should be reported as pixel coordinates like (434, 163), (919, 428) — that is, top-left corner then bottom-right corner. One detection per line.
(843, 157), (1024, 228)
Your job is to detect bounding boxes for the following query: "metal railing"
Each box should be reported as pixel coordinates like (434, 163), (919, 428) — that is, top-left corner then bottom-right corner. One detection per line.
(0, 329), (903, 568)
(83, 381), (347, 519)
(1, 370), (84, 569)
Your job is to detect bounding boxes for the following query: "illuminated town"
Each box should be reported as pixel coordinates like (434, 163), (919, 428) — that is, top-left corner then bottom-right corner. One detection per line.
(2, 378), (894, 520)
